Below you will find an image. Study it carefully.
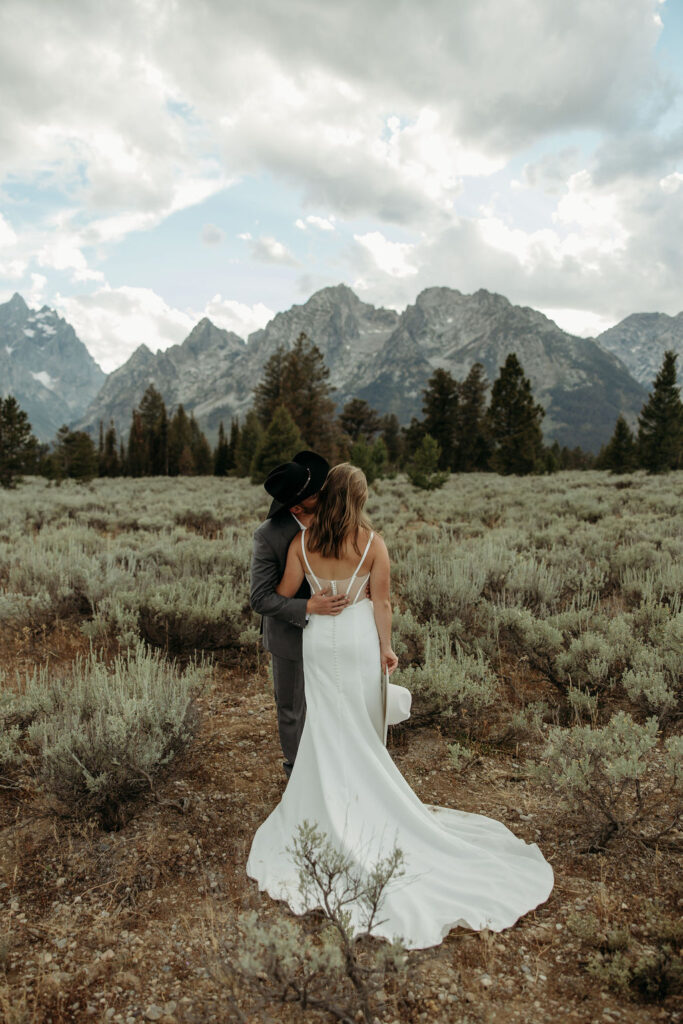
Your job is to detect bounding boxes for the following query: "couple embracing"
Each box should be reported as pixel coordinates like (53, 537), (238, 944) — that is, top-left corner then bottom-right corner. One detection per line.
(247, 450), (554, 950)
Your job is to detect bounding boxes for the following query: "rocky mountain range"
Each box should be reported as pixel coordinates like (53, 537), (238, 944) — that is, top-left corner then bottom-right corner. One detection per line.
(595, 312), (683, 387)
(0, 293), (105, 441)
(75, 284), (648, 452)
(3, 284), (678, 452)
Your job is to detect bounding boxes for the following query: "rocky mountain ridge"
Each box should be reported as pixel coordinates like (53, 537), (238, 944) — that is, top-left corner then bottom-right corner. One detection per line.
(0, 293), (105, 441)
(595, 312), (683, 387)
(4, 285), (676, 452)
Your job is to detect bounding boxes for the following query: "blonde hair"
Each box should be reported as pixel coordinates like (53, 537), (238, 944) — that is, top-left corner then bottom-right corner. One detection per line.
(307, 463), (372, 559)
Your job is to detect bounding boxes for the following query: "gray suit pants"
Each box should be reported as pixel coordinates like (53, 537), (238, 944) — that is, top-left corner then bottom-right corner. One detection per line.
(272, 654), (306, 766)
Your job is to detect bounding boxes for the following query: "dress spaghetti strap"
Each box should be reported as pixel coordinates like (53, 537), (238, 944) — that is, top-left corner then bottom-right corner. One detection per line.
(300, 530), (322, 592)
(347, 531), (374, 604)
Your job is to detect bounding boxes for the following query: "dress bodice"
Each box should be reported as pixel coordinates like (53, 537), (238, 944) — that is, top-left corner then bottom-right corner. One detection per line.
(304, 572), (370, 605)
(301, 529), (374, 607)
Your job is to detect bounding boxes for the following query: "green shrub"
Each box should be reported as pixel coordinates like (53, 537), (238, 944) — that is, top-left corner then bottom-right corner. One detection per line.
(533, 713), (682, 847)
(25, 644), (209, 828)
(213, 822), (407, 1024)
(398, 640), (498, 735)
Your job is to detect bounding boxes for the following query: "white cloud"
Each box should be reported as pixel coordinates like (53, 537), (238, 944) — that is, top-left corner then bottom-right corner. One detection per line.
(0, 0), (679, 339)
(242, 234), (299, 266)
(202, 223), (224, 245)
(52, 285), (275, 372)
(0, 213), (17, 248)
(197, 294), (273, 339)
(538, 308), (617, 338)
(296, 215), (336, 231)
(54, 286), (195, 372)
(660, 170), (683, 194)
(353, 231), (417, 278)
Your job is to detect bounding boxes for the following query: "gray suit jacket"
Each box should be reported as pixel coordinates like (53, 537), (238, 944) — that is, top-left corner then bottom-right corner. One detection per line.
(250, 511), (310, 661)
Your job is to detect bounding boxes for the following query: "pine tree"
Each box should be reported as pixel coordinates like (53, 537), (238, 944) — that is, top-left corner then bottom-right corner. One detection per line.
(349, 436), (387, 484)
(250, 406), (304, 483)
(0, 396), (37, 488)
(406, 434), (449, 490)
(126, 411), (148, 477)
(379, 413), (403, 469)
(253, 346), (288, 427)
(189, 414), (212, 474)
(235, 411), (266, 477)
(487, 354), (545, 475)
(401, 417), (426, 464)
(454, 362), (490, 471)
(168, 405), (193, 476)
(252, 333), (337, 458)
(98, 420), (104, 474)
(49, 426), (98, 481)
(422, 368), (459, 470)
(227, 417), (240, 472)
(214, 421), (230, 476)
(600, 415), (638, 473)
(102, 421), (120, 477)
(339, 398), (381, 443)
(637, 350), (683, 473)
(139, 384), (168, 475)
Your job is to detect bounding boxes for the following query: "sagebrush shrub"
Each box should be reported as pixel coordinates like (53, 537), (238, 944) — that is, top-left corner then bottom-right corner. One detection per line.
(214, 822), (407, 1024)
(25, 644), (209, 827)
(533, 713), (682, 846)
(398, 639), (498, 735)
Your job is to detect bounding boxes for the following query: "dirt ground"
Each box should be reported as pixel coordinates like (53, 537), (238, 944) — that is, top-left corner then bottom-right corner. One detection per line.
(0, 628), (681, 1024)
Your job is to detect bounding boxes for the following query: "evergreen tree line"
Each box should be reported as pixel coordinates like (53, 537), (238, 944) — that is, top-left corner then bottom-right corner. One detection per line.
(1, 338), (680, 488)
(596, 350), (683, 473)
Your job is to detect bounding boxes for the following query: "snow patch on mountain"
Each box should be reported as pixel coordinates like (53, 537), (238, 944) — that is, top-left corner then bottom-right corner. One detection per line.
(30, 370), (58, 391)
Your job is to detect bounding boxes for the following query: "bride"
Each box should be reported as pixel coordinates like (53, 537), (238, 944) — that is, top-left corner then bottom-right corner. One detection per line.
(246, 463), (554, 949)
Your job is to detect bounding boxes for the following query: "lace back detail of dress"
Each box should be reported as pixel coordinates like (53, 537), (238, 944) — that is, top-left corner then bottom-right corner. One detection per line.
(301, 530), (374, 606)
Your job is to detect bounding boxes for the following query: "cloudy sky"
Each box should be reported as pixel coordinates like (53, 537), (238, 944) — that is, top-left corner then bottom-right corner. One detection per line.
(1, 0), (682, 371)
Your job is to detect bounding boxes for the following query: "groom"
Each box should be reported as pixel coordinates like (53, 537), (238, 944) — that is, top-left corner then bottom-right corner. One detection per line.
(250, 450), (349, 778)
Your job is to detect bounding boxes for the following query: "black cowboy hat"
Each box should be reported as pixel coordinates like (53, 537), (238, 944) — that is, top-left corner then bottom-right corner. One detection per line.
(265, 450), (330, 519)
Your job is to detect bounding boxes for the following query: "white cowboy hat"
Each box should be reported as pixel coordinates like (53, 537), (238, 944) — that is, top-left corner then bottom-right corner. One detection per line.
(382, 668), (412, 744)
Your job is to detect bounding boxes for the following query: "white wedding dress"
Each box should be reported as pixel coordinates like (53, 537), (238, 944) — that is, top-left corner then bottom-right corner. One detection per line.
(246, 531), (554, 949)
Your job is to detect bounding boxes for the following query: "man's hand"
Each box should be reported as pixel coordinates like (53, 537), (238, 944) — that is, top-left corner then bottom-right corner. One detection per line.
(307, 589), (349, 616)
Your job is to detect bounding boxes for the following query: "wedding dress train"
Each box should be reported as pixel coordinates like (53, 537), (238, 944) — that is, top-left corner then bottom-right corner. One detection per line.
(246, 533), (554, 949)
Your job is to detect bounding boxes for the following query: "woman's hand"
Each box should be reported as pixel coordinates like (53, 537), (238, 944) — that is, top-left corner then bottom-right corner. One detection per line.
(381, 648), (399, 675)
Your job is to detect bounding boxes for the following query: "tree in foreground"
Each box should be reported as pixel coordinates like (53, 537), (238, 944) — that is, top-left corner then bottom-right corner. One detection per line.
(253, 333), (337, 459)
(214, 419), (239, 476)
(406, 434), (449, 490)
(422, 368), (459, 470)
(487, 353), (545, 475)
(250, 405), (303, 483)
(637, 350), (683, 473)
(454, 362), (491, 471)
(338, 398), (381, 444)
(349, 435), (387, 484)
(0, 395), (37, 487)
(99, 420), (121, 477)
(379, 413), (403, 470)
(598, 415), (639, 473)
(235, 410), (266, 477)
(43, 425), (98, 481)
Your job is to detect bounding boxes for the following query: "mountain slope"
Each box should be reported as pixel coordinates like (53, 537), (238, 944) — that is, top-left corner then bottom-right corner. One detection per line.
(596, 312), (683, 388)
(50, 284), (652, 452)
(0, 293), (106, 441)
(357, 288), (647, 449)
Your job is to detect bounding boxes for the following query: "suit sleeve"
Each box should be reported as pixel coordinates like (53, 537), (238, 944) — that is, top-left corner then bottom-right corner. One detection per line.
(250, 528), (308, 629)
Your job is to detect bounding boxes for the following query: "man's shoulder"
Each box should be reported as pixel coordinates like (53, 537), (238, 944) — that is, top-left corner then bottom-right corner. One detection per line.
(254, 512), (298, 544)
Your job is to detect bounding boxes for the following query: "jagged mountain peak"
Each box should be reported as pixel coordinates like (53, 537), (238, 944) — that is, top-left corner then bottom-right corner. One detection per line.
(7, 292), (28, 312)
(596, 310), (683, 387)
(0, 293), (106, 440)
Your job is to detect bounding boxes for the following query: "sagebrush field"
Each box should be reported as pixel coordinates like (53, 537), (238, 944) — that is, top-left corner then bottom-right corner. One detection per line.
(0, 471), (681, 1024)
